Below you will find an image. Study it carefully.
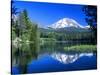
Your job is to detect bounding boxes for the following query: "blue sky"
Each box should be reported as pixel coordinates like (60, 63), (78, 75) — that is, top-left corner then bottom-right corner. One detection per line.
(13, 1), (87, 28)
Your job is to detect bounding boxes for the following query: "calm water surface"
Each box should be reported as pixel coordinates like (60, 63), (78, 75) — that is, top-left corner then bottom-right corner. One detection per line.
(11, 41), (97, 74)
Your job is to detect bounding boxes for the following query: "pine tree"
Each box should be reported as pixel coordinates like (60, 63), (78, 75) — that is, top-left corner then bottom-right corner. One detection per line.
(83, 5), (97, 44)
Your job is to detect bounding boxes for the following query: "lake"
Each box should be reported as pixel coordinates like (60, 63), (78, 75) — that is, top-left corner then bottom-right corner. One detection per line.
(11, 41), (97, 74)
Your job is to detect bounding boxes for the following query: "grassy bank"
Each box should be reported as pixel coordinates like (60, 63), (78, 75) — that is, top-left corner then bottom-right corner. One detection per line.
(64, 45), (97, 53)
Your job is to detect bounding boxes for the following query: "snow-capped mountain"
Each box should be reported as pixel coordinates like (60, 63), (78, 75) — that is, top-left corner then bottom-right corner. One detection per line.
(49, 18), (89, 29)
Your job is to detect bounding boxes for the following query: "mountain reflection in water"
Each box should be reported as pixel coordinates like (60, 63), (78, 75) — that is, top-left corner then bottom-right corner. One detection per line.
(51, 53), (93, 64)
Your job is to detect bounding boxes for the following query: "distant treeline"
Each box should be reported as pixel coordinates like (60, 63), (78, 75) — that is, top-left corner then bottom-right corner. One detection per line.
(40, 29), (95, 44)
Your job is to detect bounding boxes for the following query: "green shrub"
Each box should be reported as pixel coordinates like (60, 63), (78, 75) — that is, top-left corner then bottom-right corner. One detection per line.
(64, 45), (97, 52)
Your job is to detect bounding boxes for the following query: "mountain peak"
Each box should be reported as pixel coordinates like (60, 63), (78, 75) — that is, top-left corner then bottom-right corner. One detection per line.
(49, 18), (86, 29)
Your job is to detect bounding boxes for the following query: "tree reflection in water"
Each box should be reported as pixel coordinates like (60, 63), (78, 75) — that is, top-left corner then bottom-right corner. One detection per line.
(12, 42), (39, 73)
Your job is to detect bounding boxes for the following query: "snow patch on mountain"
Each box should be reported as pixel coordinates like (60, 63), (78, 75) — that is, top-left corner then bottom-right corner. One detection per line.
(85, 25), (90, 29)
